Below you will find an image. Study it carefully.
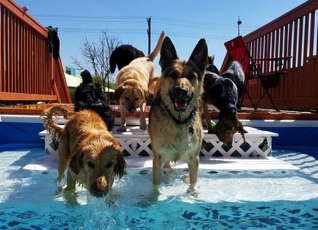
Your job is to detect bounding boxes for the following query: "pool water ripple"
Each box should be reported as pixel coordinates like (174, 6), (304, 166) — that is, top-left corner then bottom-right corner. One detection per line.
(1, 148), (318, 229)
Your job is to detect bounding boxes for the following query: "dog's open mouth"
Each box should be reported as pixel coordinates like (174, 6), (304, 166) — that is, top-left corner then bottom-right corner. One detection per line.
(175, 99), (189, 111)
(170, 92), (192, 111)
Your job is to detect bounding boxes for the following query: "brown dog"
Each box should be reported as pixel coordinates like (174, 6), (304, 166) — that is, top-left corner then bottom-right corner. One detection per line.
(148, 36), (208, 194)
(41, 105), (126, 197)
(114, 31), (165, 132)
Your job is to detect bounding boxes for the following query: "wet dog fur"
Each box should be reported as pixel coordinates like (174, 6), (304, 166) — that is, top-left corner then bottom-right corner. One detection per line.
(114, 31), (165, 132)
(148, 36), (208, 194)
(41, 105), (126, 197)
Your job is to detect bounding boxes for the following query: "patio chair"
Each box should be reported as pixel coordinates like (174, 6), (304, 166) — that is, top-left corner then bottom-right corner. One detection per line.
(224, 36), (289, 111)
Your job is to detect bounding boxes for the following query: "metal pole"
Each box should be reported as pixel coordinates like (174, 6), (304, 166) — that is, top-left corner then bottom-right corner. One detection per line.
(237, 16), (242, 36)
(147, 17), (151, 54)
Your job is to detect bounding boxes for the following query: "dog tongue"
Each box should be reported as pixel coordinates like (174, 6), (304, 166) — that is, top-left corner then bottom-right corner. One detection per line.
(175, 100), (187, 110)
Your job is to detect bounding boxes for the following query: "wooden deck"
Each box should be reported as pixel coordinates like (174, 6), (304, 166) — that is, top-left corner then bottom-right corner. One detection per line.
(0, 103), (317, 120)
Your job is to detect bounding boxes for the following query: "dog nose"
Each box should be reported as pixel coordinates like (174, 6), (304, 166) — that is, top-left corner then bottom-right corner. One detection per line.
(175, 86), (188, 96)
(96, 178), (107, 191)
(129, 108), (136, 114)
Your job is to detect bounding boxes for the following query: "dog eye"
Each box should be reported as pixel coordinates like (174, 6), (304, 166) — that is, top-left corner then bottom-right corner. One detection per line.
(134, 98), (139, 101)
(125, 97), (130, 101)
(87, 161), (95, 168)
(105, 162), (113, 168)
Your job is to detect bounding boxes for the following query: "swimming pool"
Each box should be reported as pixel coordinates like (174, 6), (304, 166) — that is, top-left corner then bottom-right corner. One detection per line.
(1, 147), (318, 229)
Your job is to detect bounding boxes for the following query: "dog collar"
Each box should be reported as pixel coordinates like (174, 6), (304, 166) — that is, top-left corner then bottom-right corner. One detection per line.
(161, 103), (197, 125)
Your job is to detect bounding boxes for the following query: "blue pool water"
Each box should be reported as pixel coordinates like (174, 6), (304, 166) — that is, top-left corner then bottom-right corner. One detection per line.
(1, 148), (318, 229)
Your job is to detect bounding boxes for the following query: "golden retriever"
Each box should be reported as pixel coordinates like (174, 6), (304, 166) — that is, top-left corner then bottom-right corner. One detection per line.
(148, 36), (208, 194)
(41, 105), (126, 197)
(114, 31), (165, 132)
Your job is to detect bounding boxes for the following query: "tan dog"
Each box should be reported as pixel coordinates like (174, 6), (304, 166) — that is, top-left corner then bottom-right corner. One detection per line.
(148, 36), (208, 194)
(41, 105), (126, 197)
(148, 76), (161, 97)
(115, 31), (165, 132)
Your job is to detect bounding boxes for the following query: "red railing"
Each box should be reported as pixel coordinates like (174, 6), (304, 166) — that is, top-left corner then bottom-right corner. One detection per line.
(221, 0), (318, 112)
(1, 0), (317, 113)
(0, 0), (71, 104)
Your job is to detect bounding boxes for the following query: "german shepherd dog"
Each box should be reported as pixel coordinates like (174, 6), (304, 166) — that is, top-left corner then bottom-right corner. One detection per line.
(148, 36), (208, 194)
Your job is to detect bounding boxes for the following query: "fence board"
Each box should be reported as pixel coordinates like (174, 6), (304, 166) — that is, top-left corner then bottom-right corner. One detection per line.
(0, 0), (71, 104)
(231, 0), (318, 111)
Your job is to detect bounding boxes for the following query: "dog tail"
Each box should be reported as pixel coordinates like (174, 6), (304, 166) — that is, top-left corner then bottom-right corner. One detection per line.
(40, 105), (74, 141)
(80, 69), (93, 83)
(147, 31), (165, 61)
(109, 53), (117, 74)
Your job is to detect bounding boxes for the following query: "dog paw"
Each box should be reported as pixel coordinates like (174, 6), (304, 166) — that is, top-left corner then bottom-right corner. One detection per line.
(139, 123), (147, 131)
(62, 189), (79, 206)
(117, 127), (126, 132)
(150, 186), (161, 201)
(55, 175), (64, 184)
(187, 185), (198, 197)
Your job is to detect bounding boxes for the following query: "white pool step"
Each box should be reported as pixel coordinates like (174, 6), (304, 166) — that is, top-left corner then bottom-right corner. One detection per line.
(39, 125), (279, 159)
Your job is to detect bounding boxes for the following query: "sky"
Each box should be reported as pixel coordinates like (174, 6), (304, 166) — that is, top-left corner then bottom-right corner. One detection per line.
(15, 0), (307, 78)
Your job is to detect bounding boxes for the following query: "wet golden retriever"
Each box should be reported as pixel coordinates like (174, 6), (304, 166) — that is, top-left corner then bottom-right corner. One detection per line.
(148, 36), (208, 194)
(41, 105), (126, 197)
(114, 31), (165, 132)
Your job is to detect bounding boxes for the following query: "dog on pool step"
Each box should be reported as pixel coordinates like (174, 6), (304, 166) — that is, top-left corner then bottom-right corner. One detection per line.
(202, 61), (246, 146)
(114, 31), (165, 132)
(41, 105), (126, 198)
(148, 36), (208, 195)
(74, 69), (115, 131)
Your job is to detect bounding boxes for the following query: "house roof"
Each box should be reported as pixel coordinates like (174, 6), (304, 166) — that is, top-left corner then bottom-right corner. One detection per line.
(64, 73), (114, 92)
(65, 73), (82, 88)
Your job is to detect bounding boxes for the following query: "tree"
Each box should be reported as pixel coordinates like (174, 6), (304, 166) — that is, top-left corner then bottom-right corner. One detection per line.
(71, 31), (121, 92)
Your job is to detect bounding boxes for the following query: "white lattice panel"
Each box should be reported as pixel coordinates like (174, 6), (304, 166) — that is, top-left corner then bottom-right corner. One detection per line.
(202, 134), (273, 158)
(39, 126), (278, 158)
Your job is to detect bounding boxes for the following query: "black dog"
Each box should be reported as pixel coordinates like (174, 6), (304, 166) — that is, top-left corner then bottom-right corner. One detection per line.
(206, 54), (219, 75)
(109, 45), (145, 73)
(74, 69), (114, 131)
(202, 61), (246, 145)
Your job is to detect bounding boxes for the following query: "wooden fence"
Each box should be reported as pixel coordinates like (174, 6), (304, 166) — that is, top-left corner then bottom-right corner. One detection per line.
(221, 0), (318, 112)
(0, 0), (71, 105)
(1, 0), (318, 112)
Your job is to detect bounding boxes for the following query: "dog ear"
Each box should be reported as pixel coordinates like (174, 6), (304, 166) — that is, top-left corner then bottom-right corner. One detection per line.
(114, 85), (124, 100)
(115, 151), (126, 178)
(189, 39), (208, 72)
(159, 37), (179, 71)
(237, 120), (247, 143)
(140, 87), (149, 102)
